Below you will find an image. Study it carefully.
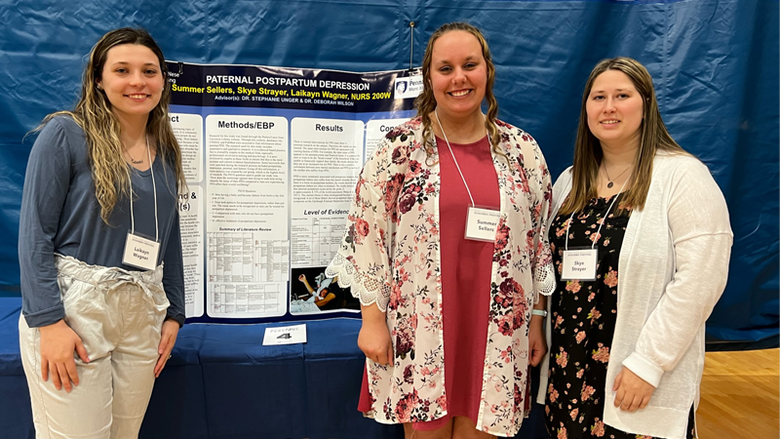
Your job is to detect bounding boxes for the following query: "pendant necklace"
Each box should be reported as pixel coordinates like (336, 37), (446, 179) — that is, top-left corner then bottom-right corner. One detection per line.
(603, 164), (632, 189)
(125, 137), (148, 165)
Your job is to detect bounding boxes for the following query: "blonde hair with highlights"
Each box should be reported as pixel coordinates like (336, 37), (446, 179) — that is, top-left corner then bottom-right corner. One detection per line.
(559, 57), (687, 216)
(415, 22), (502, 161)
(42, 27), (185, 225)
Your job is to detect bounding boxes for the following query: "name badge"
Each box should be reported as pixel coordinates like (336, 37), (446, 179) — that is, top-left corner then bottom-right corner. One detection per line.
(122, 232), (160, 271)
(465, 207), (500, 242)
(561, 249), (598, 281)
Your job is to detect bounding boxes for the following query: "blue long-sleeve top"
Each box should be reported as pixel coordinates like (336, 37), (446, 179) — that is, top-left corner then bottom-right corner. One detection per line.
(19, 115), (185, 327)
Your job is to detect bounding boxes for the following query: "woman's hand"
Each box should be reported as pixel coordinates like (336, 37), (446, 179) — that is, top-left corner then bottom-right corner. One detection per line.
(39, 320), (90, 392)
(528, 315), (547, 367)
(358, 304), (393, 366)
(613, 366), (655, 412)
(154, 319), (180, 378)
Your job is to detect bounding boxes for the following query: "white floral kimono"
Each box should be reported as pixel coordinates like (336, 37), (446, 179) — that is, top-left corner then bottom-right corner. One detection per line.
(326, 117), (554, 436)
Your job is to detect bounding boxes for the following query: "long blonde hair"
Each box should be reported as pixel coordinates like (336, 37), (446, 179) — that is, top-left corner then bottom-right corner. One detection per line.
(415, 22), (502, 160)
(559, 57), (686, 216)
(42, 27), (185, 224)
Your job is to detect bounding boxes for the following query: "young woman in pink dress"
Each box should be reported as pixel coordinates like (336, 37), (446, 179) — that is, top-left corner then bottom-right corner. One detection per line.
(327, 22), (555, 439)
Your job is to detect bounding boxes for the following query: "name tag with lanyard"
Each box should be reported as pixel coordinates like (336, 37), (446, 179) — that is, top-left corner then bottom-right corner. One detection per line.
(561, 248), (598, 281)
(121, 137), (161, 271)
(465, 207), (501, 241)
(434, 109), (501, 243)
(561, 175), (630, 281)
(123, 233), (160, 271)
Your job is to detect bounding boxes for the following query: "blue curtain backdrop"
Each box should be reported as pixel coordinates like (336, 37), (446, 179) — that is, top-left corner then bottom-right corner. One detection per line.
(0, 0), (776, 349)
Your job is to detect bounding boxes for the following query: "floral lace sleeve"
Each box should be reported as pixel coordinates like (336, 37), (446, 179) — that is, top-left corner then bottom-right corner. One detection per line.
(515, 128), (556, 299)
(534, 150), (556, 298)
(326, 138), (398, 311)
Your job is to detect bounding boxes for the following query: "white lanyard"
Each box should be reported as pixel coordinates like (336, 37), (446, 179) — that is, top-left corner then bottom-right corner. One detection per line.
(122, 137), (161, 271)
(560, 174), (630, 281)
(434, 108), (478, 208)
(564, 173), (630, 251)
(128, 137), (159, 242)
(435, 109), (500, 242)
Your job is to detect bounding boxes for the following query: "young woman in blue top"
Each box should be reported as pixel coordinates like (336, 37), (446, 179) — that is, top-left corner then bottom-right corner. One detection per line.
(18, 27), (186, 438)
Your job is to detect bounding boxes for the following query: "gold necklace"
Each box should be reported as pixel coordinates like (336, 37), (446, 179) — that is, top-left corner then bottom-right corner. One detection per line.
(125, 137), (149, 165)
(602, 164), (632, 188)
(126, 151), (144, 165)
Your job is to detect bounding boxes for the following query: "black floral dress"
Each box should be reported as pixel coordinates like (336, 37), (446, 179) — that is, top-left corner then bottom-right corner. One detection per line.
(544, 194), (695, 439)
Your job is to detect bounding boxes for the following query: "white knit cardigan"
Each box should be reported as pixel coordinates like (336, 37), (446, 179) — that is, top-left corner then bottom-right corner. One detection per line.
(536, 151), (733, 439)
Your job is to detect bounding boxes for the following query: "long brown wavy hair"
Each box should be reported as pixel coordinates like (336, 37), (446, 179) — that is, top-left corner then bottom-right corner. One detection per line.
(42, 27), (185, 224)
(559, 57), (687, 216)
(415, 22), (502, 161)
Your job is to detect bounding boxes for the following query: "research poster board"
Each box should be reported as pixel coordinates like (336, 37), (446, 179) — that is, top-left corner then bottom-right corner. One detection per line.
(167, 62), (421, 322)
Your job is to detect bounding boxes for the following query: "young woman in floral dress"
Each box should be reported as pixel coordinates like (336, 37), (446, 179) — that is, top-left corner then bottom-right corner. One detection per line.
(327, 22), (555, 438)
(537, 57), (731, 439)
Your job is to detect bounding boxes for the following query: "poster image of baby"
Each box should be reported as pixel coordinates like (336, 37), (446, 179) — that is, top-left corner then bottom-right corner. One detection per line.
(289, 267), (360, 315)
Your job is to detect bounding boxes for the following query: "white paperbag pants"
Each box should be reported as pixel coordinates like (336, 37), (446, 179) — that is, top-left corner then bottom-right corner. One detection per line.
(19, 255), (169, 439)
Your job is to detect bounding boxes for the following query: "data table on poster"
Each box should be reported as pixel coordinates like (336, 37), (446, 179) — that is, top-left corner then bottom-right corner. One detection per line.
(207, 232), (289, 317)
(207, 232), (289, 282)
(208, 282), (284, 315)
(290, 217), (346, 267)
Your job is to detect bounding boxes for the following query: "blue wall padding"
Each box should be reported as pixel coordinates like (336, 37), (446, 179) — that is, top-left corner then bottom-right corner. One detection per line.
(0, 0), (776, 347)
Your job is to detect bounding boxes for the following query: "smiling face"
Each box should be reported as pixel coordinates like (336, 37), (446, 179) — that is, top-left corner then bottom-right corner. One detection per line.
(97, 43), (164, 124)
(429, 30), (487, 122)
(585, 69), (645, 151)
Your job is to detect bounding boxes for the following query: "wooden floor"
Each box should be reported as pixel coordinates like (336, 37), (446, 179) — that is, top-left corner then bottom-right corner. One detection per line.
(697, 348), (779, 439)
